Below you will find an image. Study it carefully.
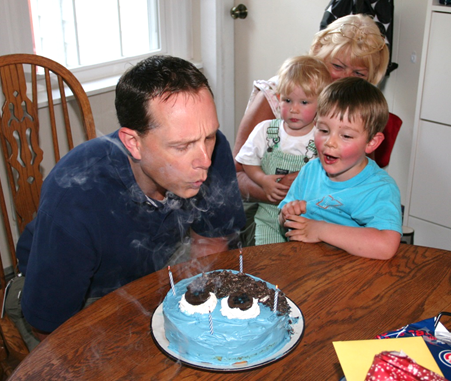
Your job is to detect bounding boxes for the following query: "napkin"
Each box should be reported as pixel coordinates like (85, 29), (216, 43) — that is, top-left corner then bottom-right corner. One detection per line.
(333, 336), (444, 381)
(365, 350), (446, 380)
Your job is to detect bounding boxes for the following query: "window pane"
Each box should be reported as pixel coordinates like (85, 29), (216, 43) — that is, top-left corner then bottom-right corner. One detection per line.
(30, 0), (160, 69)
(61, 0), (78, 67)
(31, 0), (66, 65)
(120, 0), (153, 57)
(75, 0), (121, 66)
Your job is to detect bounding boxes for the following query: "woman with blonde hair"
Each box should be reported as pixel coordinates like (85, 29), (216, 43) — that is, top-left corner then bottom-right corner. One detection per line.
(310, 14), (389, 85)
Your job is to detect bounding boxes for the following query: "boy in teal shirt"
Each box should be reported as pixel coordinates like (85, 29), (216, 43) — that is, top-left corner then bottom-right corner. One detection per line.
(279, 77), (402, 259)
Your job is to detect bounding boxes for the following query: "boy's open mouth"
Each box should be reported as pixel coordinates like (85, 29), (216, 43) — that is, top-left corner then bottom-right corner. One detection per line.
(323, 154), (339, 165)
(325, 154), (338, 161)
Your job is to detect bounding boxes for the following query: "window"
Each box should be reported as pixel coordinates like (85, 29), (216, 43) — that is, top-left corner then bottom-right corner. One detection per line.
(17, 0), (194, 84)
(29, 0), (160, 69)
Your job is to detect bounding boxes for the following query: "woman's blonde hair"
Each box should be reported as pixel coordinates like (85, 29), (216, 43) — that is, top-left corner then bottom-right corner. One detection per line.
(309, 14), (389, 85)
(277, 56), (332, 98)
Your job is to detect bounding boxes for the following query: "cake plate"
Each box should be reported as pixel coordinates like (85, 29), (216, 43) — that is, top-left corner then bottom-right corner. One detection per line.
(150, 298), (305, 372)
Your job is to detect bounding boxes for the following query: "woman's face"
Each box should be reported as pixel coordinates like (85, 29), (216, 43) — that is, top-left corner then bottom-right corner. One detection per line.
(325, 51), (369, 82)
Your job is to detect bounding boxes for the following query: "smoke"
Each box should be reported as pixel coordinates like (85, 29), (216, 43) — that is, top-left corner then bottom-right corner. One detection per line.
(49, 131), (242, 299)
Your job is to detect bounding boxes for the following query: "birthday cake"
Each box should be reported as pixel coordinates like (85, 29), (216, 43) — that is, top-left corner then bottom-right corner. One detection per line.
(162, 270), (297, 366)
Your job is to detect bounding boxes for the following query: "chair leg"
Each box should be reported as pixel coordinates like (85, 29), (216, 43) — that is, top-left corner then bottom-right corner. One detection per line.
(401, 226), (415, 245)
(0, 336), (13, 378)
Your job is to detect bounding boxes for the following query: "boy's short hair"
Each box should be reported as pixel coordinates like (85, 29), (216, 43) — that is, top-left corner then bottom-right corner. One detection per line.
(277, 56), (332, 98)
(317, 77), (388, 140)
(310, 14), (389, 85)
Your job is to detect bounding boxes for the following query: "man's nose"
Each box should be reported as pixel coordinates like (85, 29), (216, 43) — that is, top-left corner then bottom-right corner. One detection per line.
(193, 144), (211, 169)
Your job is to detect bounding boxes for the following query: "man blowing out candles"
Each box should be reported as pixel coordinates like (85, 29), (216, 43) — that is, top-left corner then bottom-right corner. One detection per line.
(7, 55), (245, 349)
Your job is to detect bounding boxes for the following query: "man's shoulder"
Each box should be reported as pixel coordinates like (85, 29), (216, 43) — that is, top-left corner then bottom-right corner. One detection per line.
(214, 129), (229, 149)
(58, 131), (120, 164)
(40, 130), (128, 209)
(49, 130), (123, 175)
(211, 130), (232, 166)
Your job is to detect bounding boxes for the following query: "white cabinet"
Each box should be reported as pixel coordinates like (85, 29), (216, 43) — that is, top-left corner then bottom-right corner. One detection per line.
(406, 1), (451, 250)
(420, 11), (451, 125)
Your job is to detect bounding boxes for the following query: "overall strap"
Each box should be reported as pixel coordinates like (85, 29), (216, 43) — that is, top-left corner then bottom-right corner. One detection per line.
(266, 119), (281, 152)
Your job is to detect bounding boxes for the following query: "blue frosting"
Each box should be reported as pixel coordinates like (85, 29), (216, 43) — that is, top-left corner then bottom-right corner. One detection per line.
(163, 270), (293, 365)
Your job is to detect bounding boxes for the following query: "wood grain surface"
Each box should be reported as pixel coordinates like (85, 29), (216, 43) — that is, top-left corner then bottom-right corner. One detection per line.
(9, 242), (451, 380)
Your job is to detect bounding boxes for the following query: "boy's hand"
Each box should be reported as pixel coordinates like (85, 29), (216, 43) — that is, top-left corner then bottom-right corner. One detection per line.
(261, 174), (290, 203)
(279, 200), (307, 225)
(284, 215), (324, 243)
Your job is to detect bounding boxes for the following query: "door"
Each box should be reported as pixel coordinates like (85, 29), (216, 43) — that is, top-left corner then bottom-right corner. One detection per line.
(233, 1), (329, 133)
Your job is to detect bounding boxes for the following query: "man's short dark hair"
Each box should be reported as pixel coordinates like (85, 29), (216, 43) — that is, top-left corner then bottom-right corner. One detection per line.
(115, 55), (213, 135)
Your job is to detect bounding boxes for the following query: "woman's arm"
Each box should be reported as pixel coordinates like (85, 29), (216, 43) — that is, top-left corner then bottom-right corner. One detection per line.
(234, 91), (275, 202)
(233, 91), (275, 158)
(242, 164), (289, 203)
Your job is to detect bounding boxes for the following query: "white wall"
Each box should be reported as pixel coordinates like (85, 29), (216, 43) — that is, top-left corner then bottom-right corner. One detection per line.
(380, 0), (428, 205)
(234, 1), (326, 130)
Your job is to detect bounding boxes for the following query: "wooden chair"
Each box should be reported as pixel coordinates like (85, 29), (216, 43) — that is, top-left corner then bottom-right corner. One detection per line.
(0, 53), (96, 377)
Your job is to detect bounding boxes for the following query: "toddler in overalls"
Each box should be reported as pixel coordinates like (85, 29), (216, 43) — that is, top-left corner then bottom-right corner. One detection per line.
(235, 56), (332, 245)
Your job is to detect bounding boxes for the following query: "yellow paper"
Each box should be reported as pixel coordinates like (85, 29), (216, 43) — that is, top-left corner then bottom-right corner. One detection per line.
(333, 336), (443, 381)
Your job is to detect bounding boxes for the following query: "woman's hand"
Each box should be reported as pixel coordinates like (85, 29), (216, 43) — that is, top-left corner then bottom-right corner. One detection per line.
(277, 171), (299, 188)
(260, 175), (290, 203)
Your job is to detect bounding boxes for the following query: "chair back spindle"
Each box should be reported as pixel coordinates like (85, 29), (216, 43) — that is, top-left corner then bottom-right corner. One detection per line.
(0, 53), (96, 374)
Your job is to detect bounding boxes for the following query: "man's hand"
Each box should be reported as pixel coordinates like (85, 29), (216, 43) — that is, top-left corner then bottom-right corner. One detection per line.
(190, 230), (229, 259)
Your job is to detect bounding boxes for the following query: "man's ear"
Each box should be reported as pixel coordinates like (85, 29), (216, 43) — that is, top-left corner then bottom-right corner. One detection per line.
(118, 127), (141, 160)
(365, 132), (384, 154)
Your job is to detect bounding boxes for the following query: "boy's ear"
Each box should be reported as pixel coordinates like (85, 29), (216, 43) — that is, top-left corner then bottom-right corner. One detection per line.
(365, 132), (385, 154)
(118, 127), (142, 160)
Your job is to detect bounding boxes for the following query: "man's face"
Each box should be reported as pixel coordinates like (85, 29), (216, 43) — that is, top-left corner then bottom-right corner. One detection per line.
(127, 88), (219, 200)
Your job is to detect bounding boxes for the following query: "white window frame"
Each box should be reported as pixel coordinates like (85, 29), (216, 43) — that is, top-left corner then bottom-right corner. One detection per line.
(0, 0), (194, 85)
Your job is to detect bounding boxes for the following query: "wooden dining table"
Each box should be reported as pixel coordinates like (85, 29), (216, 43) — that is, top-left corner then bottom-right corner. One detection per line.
(8, 242), (451, 380)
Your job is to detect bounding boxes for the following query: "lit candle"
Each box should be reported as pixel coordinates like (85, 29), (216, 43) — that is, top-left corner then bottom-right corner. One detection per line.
(168, 266), (176, 296)
(273, 285), (279, 313)
(209, 309), (214, 335)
